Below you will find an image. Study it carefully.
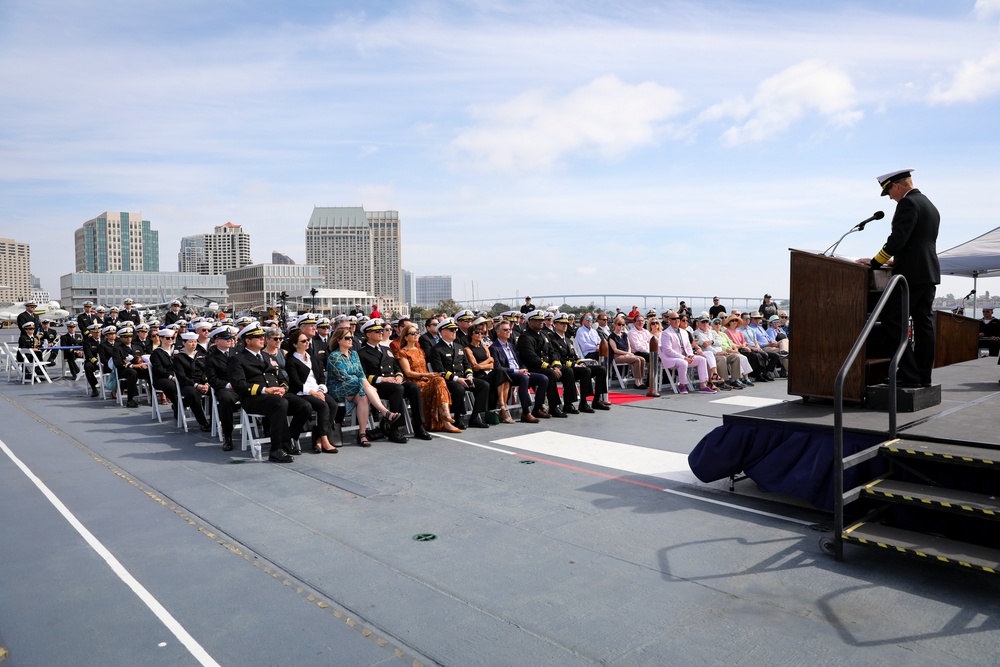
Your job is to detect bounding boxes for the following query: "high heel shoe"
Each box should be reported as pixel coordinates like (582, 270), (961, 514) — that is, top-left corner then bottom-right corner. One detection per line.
(442, 423), (462, 433)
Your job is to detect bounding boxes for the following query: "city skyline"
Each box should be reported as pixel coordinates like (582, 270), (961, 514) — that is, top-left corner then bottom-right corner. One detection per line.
(4, 1), (1000, 303)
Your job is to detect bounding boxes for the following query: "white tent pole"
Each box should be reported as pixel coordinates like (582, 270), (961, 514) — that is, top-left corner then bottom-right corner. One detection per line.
(973, 272), (979, 315)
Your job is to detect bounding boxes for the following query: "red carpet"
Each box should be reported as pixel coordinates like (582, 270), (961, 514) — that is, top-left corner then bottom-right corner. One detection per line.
(607, 392), (654, 405)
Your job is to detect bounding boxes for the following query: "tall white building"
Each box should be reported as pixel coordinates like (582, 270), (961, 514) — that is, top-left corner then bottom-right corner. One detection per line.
(178, 222), (252, 274)
(74, 212), (159, 273)
(0, 237), (31, 302)
(305, 206), (401, 304)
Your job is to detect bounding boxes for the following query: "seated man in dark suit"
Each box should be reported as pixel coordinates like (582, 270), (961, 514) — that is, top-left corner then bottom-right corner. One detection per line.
(60, 321), (85, 379)
(205, 325), (241, 451)
(980, 307), (1000, 356)
(356, 319), (433, 442)
(418, 317), (439, 358)
(516, 309), (567, 418)
(490, 321), (548, 423)
(428, 318), (489, 429)
(226, 322), (310, 462)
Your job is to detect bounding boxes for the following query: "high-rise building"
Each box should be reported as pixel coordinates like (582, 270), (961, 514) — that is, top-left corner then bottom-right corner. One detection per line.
(0, 237), (31, 302)
(305, 206), (401, 304)
(368, 209), (401, 306)
(74, 212), (159, 273)
(272, 251), (295, 265)
(177, 222), (251, 274)
(415, 275), (452, 307)
(402, 269), (414, 307)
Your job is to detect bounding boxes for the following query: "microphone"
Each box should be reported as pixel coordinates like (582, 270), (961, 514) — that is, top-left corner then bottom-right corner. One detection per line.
(823, 211), (885, 256)
(856, 211), (885, 231)
(962, 289), (976, 301)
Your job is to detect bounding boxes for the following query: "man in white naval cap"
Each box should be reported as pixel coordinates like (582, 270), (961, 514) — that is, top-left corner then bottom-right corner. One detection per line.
(857, 168), (940, 388)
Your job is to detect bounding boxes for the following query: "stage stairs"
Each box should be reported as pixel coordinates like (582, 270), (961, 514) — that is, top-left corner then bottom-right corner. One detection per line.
(825, 437), (1000, 575)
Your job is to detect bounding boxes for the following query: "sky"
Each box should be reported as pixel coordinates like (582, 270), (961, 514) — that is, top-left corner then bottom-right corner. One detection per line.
(3, 0), (1000, 307)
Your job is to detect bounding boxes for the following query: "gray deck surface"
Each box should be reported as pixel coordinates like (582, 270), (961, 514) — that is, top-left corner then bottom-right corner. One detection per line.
(3, 340), (1000, 666)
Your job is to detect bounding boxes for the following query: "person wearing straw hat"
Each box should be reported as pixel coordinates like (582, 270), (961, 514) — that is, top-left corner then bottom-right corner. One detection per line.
(857, 168), (941, 387)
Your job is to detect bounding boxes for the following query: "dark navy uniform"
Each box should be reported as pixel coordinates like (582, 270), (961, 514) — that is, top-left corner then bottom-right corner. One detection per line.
(60, 329), (84, 379)
(227, 347), (310, 455)
(357, 343), (426, 432)
(158, 348), (210, 428)
(205, 346), (239, 444)
(516, 324), (563, 414)
(870, 173), (941, 386)
(111, 339), (140, 403)
(82, 333), (102, 392)
(549, 329), (608, 411)
(428, 339), (489, 422)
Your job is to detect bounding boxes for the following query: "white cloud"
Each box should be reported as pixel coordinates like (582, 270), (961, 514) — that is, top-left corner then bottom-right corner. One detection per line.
(930, 49), (1000, 103)
(697, 60), (862, 146)
(974, 0), (1000, 19)
(450, 75), (683, 171)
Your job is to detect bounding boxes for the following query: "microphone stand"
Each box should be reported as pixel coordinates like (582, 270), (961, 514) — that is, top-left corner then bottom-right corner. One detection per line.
(823, 212), (884, 257)
(823, 225), (864, 257)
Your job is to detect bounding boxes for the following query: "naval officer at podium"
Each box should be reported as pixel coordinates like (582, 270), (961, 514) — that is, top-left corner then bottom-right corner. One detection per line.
(857, 168), (940, 388)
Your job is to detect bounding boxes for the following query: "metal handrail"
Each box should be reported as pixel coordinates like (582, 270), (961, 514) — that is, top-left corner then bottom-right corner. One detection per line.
(830, 274), (909, 561)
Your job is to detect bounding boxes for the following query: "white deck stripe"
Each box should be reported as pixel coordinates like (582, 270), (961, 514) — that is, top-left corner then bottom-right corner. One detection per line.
(492, 432), (699, 484)
(710, 396), (787, 408)
(0, 437), (220, 667)
(434, 433), (814, 526)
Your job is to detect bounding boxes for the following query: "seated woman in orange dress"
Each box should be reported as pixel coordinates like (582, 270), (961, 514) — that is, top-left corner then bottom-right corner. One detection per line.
(395, 324), (461, 433)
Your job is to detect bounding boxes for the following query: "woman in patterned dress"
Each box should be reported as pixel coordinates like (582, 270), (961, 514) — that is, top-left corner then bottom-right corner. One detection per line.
(326, 326), (398, 447)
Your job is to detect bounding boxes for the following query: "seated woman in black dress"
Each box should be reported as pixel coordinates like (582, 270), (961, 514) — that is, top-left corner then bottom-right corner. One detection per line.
(151, 330), (211, 431)
(464, 325), (512, 423)
(284, 328), (338, 453)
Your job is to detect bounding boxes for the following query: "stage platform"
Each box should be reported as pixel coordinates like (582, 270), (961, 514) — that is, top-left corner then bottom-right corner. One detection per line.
(689, 355), (1000, 511)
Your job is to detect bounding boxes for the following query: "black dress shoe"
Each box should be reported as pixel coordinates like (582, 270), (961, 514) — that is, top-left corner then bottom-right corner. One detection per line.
(90, 388), (99, 397)
(455, 418), (468, 430)
(412, 428), (433, 440)
(222, 436), (234, 452)
(368, 427), (385, 441)
(289, 440), (302, 455)
(200, 423), (212, 432)
(126, 399), (139, 408)
(550, 406), (568, 418)
(387, 430), (409, 444)
(268, 449), (294, 463)
(593, 401), (611, 411)
(468, 416), (489, 428)
(579, 402), (595, 414)
(563, 404), (580, 415)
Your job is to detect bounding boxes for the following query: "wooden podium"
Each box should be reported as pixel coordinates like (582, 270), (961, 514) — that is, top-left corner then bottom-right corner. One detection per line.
(933, 311), (980, 368)
(788, 250), (893, 403)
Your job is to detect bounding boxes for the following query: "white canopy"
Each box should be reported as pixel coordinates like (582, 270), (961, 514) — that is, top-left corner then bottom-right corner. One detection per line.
(937, 225), (1000, 310)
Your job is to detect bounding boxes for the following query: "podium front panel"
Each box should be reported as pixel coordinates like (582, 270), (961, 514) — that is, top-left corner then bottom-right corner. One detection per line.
(788, 250), (873, 402)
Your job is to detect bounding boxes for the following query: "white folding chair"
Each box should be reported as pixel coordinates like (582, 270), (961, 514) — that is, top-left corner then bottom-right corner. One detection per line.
(19, 349), (52, 385)
(107, 358), (125, 406)
(147, 363), (163, 423)
(240, 409), (270, 461)
(3, 342), (24, 383)
(174, 375), (194, 432)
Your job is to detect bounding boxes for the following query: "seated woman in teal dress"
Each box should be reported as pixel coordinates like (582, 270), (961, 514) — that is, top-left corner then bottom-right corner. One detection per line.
(326, 326), (398, 447)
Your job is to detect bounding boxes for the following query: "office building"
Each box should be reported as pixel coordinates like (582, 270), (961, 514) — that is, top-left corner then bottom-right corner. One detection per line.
(60, 272), (227, 313)
(415, 275), (452, 307)
(305, 206), (402, 304)
(272, 251), (295, 265)
(74, 212), (159, 273)
(225, 263), (325, 313)
(0, 238), (31, 302)
(178, 222), (252, 274)
(402, 269), (414, 307)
